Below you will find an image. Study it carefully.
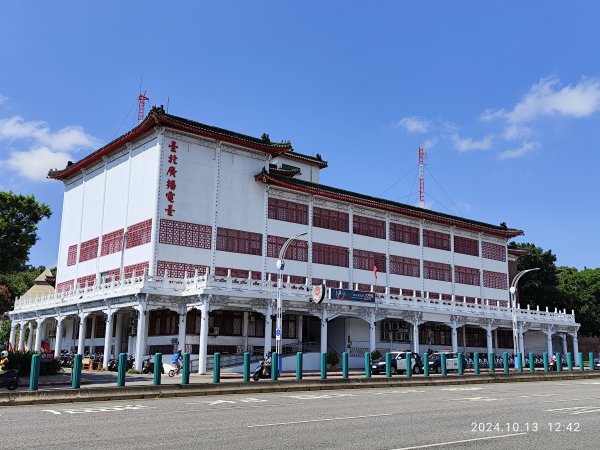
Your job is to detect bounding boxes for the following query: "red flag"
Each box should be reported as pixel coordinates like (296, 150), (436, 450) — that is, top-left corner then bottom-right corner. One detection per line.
(373, 265), (378, 280)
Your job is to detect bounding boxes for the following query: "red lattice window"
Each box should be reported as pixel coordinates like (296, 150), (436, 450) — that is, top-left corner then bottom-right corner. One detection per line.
(455, 265), (480, 286)
(353, 249), (386, 272)
(67, 244), (78, 266)
(353, 215), (385, 239)
(268, 198), (308, 225)
(125, 262), (149, 278)
(402, 289), (415, 296)
(159, 219), (211, 249)
(311, 279), (349, 289)
(100, 229), (124, 256)
(483, 270), (508, 290)
(312, 243), (349, 268)
(216, 227), (262, 255)
(389, 287), (400, 295)
(76, 274), (96, 288)
(126, 219), (152, 249)
(423, 230), (450, 251)
(56, 280), (74, 293)
(268, 273), (306, 284)
(482, 241), (506, 261)
(428, 292), (440, 300)
(454, 236), (479, 256)
(441, 293), (452, 301)
(389, 223), (419, 245)
(313, 207), (349, 232)
(267, 235), (308, 261)
(423, 260), (451, 282)
(215, 267), (262, 280)
(357, 283), (372, 291)
(157, 260), (207, 278)
(389, 255), (420, 277)
(79, 238), (99, 263)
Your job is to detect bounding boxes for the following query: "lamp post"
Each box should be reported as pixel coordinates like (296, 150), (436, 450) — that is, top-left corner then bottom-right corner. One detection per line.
(275, 232), (308, 363)
(509, 268), (539, 364)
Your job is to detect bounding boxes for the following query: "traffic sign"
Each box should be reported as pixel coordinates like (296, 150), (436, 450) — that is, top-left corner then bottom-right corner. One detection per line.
(276, 328), (281, 340)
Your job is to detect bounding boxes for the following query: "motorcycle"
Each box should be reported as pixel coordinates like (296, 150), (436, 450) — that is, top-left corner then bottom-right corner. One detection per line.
(142, 358), (164, 374)
(252, 357), (279, 381)
(0, 370), (20, 390)
(108, 355), (134, 372)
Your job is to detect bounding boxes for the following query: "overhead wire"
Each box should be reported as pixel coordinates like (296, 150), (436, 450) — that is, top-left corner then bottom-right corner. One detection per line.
(425, 166), (464, 216)
(379, 164), (418, 196)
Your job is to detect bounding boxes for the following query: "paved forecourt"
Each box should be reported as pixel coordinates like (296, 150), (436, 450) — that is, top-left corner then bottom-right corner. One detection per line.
(3, 379), (599, 449)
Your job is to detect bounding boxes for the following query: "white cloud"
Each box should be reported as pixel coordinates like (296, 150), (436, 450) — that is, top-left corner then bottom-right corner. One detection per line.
(0, 94), (7, 105)
(485, 77), (600, 124)
(502, 124), (532, 141)
(498, 141), (540, 160)
(451, 133), (494, 152)
(0, 115), (98, 181)
(394, 116), (430, 133)
(423, 137), (438, 149)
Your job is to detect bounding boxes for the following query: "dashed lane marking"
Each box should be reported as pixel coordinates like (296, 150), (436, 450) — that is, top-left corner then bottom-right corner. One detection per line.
(440, 387), (483, 391)
(518, 394), (560, 398)
(456, 396), (499, 402)
(373, 390), (426, 395)
(391, 432), (527, 449)
(248, 413), (390, 428)
(545, 406), (600, 415)
(287, 393), (356, 400)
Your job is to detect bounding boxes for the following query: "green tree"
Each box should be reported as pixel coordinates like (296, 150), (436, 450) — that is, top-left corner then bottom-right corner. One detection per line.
(557, 267), (600, 336)
(0, 191), (51, 273)
(0, 266), (46, 313)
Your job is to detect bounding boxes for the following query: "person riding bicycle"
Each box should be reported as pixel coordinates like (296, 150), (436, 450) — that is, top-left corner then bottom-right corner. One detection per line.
(171, 349), (183, 370)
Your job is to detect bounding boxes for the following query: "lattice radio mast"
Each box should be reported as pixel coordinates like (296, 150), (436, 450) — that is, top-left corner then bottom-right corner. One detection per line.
(418, 145), (426, 208)
(137, 91), (149, 123)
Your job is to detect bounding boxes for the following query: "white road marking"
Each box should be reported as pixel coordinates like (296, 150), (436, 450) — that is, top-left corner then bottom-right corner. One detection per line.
(456, 396), (498, 402)
(248, 413), (390, 428)
(391, 432), (527, 449)
(41, 404), (151, 415)
(518, 393), (559, 398)
(374, 390), (426, 395)
(441, 387), (482, 391)
(545, 406), (600, 415)
(287, 393), (355, 400)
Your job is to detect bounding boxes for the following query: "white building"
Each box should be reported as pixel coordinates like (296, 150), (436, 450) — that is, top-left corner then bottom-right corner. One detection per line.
(8, 107), (580, 371)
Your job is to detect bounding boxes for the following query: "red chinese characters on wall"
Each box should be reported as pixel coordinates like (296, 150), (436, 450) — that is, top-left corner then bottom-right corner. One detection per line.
(165, 140), (178, 216)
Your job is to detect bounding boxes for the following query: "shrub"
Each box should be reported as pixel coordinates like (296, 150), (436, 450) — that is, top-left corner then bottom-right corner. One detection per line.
(370, 350), (382, 361)
(326, 350), (339, 367)
(127, 369), (142, 374)
(5, 351), (62, 376)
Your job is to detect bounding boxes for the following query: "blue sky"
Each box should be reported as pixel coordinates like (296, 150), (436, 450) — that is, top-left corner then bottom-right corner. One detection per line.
(1, 1), (599, 270)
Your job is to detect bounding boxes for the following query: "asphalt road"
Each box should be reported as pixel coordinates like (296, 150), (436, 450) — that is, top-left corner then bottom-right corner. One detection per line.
(4, 379), (599, 449)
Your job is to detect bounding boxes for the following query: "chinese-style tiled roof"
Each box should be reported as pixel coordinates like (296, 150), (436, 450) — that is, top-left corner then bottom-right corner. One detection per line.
(255, 170), (524, 239)
(269, 165), (302, 177)
(49, 107), (328, 180)
(508, 248), (530, 256)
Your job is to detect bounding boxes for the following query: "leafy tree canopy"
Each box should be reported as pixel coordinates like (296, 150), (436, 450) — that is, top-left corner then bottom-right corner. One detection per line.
(557, 267), (600, 336)
(0, 266), (46, 314)
(0, 191), (51, 273)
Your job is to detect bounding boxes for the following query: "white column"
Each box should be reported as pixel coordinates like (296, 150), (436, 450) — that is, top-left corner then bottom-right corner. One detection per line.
(518, 324), (525, 355)
(561, 333), (568, 355)
(451, 323), (458, 353)
(546, 330), (553, 356)
(412, 321), (420, 353)
(134, 305), (147, 371)
(297, 315), (304, 347)
(486, 325), (494, 355)
(321, 309), (329, 354)
(242, 311), (249, 352)
(462, 326), (467, 353)
(198, 301), (209, 374)
(9, 321), (17, 350)
(26, 322), (34, 351)
(103, 310), (114, 368)
(572, 333), (579, 355)
(368, 312), (376, 353)
(17, 321), (26, 351)
(90, 315), (97, 353)
(264, 303), (273, 358)
(34, 318), (45, 352)
(54, 318), (64, 358)
(178, 310), (187, 353)
(77, 313), (88, 355)
(114, 311), (124, 356)
(493, 329), (498, 354)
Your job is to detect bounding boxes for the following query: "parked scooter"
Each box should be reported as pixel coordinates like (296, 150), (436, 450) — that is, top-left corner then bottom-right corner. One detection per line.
(252, 355), (279, 381)
(108, 355), (134, 372)
(0, 370), (20, 390)
(142, 357), (164, 374)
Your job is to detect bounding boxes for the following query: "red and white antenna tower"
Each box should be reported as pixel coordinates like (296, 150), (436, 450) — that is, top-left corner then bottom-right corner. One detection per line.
(137, 91), (149, 123)
(418, 145), (426, 208)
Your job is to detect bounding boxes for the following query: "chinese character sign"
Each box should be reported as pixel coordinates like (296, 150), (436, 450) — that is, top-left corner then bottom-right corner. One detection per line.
(165, 140), (178, 216)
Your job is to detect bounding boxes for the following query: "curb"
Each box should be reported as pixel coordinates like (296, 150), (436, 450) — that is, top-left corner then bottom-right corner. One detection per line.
(2, 371), (599, 407)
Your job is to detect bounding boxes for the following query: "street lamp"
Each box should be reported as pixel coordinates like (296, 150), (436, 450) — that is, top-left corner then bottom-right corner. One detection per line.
(275, 232), (308, 363)
(510, 268), (539, 363)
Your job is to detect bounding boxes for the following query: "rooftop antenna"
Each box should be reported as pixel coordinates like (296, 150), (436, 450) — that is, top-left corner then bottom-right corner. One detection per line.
(138, 91), (149, 123)
(418, 145), (426, 208)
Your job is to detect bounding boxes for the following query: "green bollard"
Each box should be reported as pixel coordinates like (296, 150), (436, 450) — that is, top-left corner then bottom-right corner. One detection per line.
(385, 352), (391, 378)
(342, 352), (348, 379)
(457, 352), (463, 376)
(578, 352), (584, 372)
(529, 352), (535, 373)
(543, 352), (549, 372)
(29, 353), (40, 391)
(271, 352), (278, 381)
(117, 353), (127, 387)
(589, 352), (595, 371)
(441, 353), (447, 377)
(320, 352), (327, 379)
(153, 353), (162, 385)
(182, 353), (190, 385)
(296, 352), (303, 381)
(489, 352), (495, 374)
(502, 352), (509, 374)
(517, 353), (522, 373)
(474, 352), (480, 375)
(364, 352), (371, 379)
(242, 352), (250, 382)
(213, 352), (221, 383)
(556, 352), (562, 372)
(72, 354), (82, 389)
(405, 352), (412, 378)
(423, 353), (429, 377)
(566, 352), (573, 372)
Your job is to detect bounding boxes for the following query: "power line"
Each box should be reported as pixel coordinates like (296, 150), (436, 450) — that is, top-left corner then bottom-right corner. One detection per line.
(380, 164), (418, 196)
(424, 190), (457, 216)
(425, 166), (464, 216)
